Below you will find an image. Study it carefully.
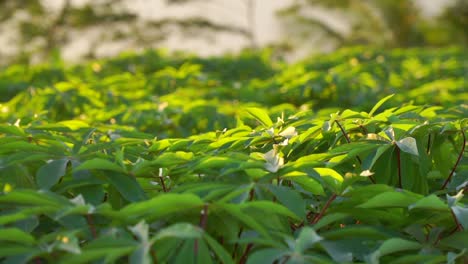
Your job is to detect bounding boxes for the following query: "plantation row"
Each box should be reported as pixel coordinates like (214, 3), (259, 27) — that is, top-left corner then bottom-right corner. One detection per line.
(0, 47), (467, 263)
(1, 47), (466, 137)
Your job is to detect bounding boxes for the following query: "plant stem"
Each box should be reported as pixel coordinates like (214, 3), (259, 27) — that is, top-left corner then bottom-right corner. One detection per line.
(426, 133), (431, 154)
(312, 194), (337, 224)
(232, 188), (255, 259)
(195, 203), (209, 255)
(335, 120), (351, 143)
(359, 124), (368, 135)
(238, 243), (253, 264)
(396, 147), (402, 188)
(450, 208), (463, 231)
(441, 130), (466, 189)
(232, 228), (243, 259)
(150, 248), (158, 264)
(335, 120), (374, 182)
(86, 214), (97, 238)
(159, 176), (167, 192)
(199, 203), (209, 230)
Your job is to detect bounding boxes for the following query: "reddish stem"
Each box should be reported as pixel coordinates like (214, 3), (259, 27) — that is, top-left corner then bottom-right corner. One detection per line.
(450, 208), (463, 231)
(232, 228), (243, 259)
(86, 214), (97, 238)
(195, 204), (209, 255)
(232, 189), (255, 259)
(159, 176), (167, 192)
(199, 204), (209, 230)
(151, 249), (158, 264)
(238, 243), (253, 264)
(280, 256), (291, 264)
(359, 124), (368, 135)
(335, 120), (351, 143)
(312, 194), (337, 224)
(336, 120), (375, 183)
(441, 130), (466, 189)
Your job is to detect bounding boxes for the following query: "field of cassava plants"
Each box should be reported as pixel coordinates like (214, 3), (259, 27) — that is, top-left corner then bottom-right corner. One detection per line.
(0, 47), (467, 263)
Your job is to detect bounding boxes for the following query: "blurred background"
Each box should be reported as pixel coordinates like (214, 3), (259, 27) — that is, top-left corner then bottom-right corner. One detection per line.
(0, 0), (466, 66)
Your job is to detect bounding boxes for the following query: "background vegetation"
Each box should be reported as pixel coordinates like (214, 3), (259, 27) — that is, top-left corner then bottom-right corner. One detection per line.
(0, 0), (467, 65)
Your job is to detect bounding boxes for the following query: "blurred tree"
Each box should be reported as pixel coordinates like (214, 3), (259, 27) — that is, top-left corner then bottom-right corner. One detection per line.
(277, 0), (467, 50)
(431, 0), (468, 46)
(165, 0), (257, 48)
(0, 0), (255, 65)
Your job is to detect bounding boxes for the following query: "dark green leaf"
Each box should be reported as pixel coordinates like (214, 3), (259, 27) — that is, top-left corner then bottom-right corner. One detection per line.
(36, 158), (69, 190)
(74, 158), (126, 173)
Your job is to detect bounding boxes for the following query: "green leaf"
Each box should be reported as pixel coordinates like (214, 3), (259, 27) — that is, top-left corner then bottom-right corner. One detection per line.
(74, 158), (126, 173)
(57, 120), (89, 130)
(105, 172), (147, 202)
(172, 240), (196, 264)
(370, 238), (421, 262)
(119, 194), (203, 222)
(0, 189), (68, 208)
(295, 227), (323, 253)
(153, 223), (202, 241)
(408, 195), (448, 211)
(369, 94), (394, 116)
(358, 191), (421, 209)
(56, 233), (82, 254)
(267, 185), (306, 219)
(0, 246), (39, 258)
(203, 233), (235, 264)
(313, 213), (348, 230)
(241, 200), (300, 220)
(282, 171), (325, 195)
(246, 248), (288, 264)
(0, 228), (35, 245)
(154, 151), (194, 166)
(451, 206), (468, 230)
(396, 137), (419, 156)
(0, 124), (27, 136)
(391, 254), (446, 264)
(313, 168), (343, 193)
(246, 107), (273, 128)
(321, 226), (389, 240)
(61, 246), (136, 264)
(439, 231), (468, 250)
(220, 203), (271, 238)
(0, 141), (47, 153)
(363, 144), (392, 171)
(195, 156), (232, 170)
(36, 158), (69, 190)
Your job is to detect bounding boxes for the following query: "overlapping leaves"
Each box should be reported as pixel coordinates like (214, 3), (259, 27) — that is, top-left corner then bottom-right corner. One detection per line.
(0, 48), (467, 263)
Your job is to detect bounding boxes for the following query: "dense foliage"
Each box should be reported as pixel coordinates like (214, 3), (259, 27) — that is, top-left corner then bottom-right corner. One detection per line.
(0, 47), (467, 263)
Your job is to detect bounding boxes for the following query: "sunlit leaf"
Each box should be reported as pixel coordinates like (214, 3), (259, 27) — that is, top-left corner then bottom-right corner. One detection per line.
(369, 94), (395, 116)
(245, 107), (273, 128)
